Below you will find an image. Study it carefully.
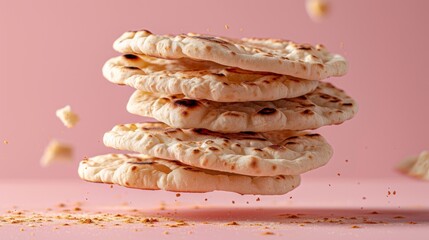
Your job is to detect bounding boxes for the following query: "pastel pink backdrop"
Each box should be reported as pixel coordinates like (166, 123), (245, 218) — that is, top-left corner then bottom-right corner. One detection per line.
(0, 0), (428, 179)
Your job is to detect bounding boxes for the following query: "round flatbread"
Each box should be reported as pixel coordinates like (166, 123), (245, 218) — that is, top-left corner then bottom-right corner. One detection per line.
(113, 30), (347, 81)
(126, 82), (357, 133)
(78, 154), (300, 195)
(103, 122), (333, 176)
(102, 54), (319, 102)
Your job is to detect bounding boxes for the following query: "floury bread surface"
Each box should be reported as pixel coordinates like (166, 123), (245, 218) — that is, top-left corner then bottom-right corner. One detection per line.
(103, 122), (333, 176)
(113, 30), (347, 81)
(126, 82), (357, 132)
(78, 154), (300, 195)
(102, 54), (319, 102)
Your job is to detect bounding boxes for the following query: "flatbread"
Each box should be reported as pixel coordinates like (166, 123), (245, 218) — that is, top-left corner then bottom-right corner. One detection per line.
(397, 151), (429, 180)
(102, 54), (319, 102)
(113, 30), (347, 81)
(78, 154), (300, 195)
(126, 82), (357, 132)
(103, 122), (333, 176)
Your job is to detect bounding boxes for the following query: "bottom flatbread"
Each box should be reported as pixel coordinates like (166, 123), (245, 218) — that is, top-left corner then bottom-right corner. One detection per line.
(78, 154), (300, 195)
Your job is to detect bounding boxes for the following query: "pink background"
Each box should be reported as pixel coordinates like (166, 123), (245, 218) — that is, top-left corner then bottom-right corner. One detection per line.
(1, 0), (428, 179)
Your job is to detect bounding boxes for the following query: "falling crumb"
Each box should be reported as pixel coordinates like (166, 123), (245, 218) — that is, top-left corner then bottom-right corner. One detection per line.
(40, 140), (73, 167)
(306, 0), (329, 21)
(226, 221), (239, 226)
(262, 231), (275, 235)
(256, 197), (260, 202)
(224, 24), (229, 30)
(3, 140), (8, 144)
(56, 105), (79, 128)
(351, 225), (361, 229)
(175, 193), (181, 197)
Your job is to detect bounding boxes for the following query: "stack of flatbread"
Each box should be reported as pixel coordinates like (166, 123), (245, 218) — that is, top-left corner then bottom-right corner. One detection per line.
(78, 30), (357, 195)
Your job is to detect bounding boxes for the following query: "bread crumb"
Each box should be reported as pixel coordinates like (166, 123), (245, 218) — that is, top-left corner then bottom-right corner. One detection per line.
(56, 105), (79, 128)
(3, 140), (8, 144)
(40, 140), (73, 167)
(224, 24), (229, 30)
(175, 193), (181, 197)
(306, 0), (329, 21)
(397, 151), (429, 180)
(79, 218), (93, 224)
(256, 197), (260, 202)
(351, 225), (361, 228)
(262, 231), (275, 235)
(226, 221), (239, 226)
(163, 231), (169, 235)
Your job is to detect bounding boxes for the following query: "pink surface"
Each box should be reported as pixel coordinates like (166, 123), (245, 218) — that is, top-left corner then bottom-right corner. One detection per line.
(1, 178), (428, 240)
(1, 0), (429, 180)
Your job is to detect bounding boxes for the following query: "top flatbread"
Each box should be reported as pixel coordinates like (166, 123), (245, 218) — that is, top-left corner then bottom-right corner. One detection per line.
(127, 82), (358, 133)
(102, 54), (318, 102)
(113, 30), (347, 80)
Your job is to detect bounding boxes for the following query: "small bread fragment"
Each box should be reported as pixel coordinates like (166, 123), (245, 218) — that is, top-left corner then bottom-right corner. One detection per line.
(306, 0), (330, 21)
(40, 140), (73, 167)
(397, 151), (429, 180)
(56, 105), (79, 128)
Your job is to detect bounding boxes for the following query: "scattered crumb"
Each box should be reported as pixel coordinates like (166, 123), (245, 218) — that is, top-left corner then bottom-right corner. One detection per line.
(351, 225), (361, 229)
(393, 191), (396, 195)
(79, 218), (93, 224)
(232, 201), (235, 204)
(57, 203), (66, 208)
(110, 185), (113, 189)
(74, 207), (81, 211)
(20, 228), (25, 232)
(163, 231), (169, 235)
(289, 196), (293, 199)
(394, 216), (405, 219)
(306, 0), (329, 21)
(56, 105), (79, 128)
(175, 193), (181, 197)
(362, 197), (367, 200)
(370, 211), (379, 214)
(224, 24), (229, 30)
(204, 198), (207, 201)
(226, 221), (239, 226)
(3, 140), (8, 144)
(408, 221), (417, 224)
(246, 201), (249, 204)
(40, 140), (73, 167)
(256, 197), (260, 202)
(262, 231), (275, 235)
(345, 159), (349, 163)
(337, 173), (341, 176)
